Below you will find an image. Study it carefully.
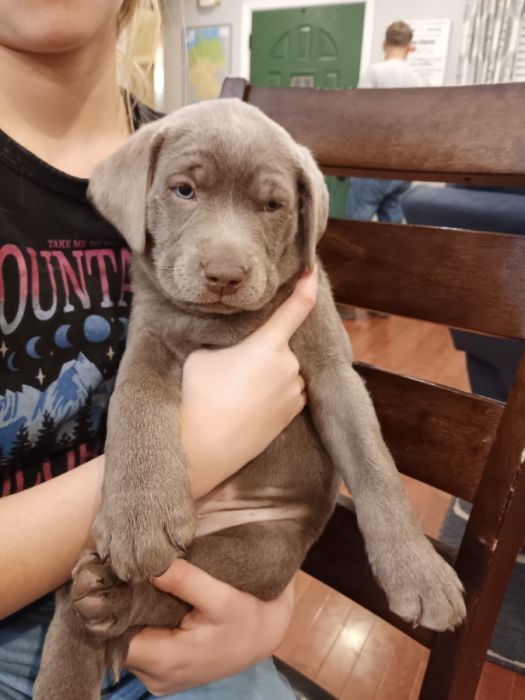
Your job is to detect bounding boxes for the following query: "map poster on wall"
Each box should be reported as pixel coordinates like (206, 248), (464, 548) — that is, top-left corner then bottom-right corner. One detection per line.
(184, 25), (231, 104)
(407, 19), (451, 86)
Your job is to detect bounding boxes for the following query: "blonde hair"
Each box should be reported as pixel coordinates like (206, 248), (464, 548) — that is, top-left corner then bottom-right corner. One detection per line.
(117, 0), (162, 108)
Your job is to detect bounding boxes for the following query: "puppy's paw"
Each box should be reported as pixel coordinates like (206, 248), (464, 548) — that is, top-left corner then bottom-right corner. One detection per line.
(71, 551), (133, 638)
(375, 540), (466, 632)
(92, 498), (197, 581)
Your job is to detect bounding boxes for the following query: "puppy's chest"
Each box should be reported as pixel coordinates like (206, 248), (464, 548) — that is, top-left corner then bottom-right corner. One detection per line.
(158, 313), (260, 356)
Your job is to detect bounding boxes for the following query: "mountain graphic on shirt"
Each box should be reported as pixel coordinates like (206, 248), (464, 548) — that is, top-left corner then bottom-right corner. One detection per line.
(0, 353), (114, 456)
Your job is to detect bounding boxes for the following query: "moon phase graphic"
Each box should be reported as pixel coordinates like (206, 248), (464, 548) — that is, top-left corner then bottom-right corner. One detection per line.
(7, 352), (20, 371)
(26, 336), (43, 359)
(54, 324), (73, 349)
(117, 317), (129, 341)
(84, 315), (111, 343)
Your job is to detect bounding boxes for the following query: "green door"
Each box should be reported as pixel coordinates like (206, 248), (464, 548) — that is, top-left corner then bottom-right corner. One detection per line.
(250, 3), (365, 218)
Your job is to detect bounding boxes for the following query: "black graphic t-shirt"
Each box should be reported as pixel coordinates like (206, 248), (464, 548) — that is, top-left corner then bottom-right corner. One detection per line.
(0, 102), (160, 496)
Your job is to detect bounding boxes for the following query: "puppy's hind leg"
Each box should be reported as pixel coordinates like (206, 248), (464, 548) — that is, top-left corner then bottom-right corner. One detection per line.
(72, 522), (316, 680)
(33, 584), (106, 700)
(70, 550), (192, 680)
(95, 580), (192, 682)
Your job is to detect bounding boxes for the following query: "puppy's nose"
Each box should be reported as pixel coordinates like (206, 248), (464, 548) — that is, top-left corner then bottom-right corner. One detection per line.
(204, 262), (246, 296)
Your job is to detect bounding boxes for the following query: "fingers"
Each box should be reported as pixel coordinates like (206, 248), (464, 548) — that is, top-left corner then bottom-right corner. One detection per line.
(295, 374), (307, 414)
(151, 559), (235, 620)
(293, 391), (306, 420)
(127, 626), (176, 673)
(249, 266), (318, 348)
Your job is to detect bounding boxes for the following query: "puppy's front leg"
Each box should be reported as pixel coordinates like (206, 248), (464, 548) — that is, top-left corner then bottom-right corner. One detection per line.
(93, 327), (196, 581)
(294, 274), (465, 632)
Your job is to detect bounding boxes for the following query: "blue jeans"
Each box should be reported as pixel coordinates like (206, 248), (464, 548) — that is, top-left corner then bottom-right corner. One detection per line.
(0, 595), (295, 699)
(346, 178), (411, 223)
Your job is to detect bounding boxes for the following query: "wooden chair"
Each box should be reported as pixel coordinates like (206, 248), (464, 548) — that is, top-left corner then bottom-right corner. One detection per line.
(220, 78), (525, 699)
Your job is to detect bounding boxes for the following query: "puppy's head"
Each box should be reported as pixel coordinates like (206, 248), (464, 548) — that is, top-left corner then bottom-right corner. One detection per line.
(88, 99), (328, 314)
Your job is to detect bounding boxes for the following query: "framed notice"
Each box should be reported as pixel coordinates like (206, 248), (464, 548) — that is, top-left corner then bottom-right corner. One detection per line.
(407, 19), (451, 86)
(184, 25), (231, 104)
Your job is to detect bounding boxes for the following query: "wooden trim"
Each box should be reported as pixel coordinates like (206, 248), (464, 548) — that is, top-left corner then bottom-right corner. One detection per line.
(322, 166), (525, 186)
(320, 219), (525, 339)
(238, 83), (525, 183)
(221, 79), (525, 184)
(355, 363), (504, 502)
(220, 78), (249, 100)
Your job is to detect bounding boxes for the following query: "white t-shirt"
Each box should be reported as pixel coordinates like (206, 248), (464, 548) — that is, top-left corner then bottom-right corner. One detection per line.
(359, 58), (425, 88)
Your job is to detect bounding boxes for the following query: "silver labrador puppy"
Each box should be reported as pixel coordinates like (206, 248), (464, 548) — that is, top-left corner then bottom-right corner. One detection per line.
(34, 99), (465, 699)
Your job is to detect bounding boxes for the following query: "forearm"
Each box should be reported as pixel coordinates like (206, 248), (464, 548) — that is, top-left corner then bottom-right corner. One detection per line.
(182, 422), (249, 499)
(0, 441), (236, 619)
(0, 456), (104, 619)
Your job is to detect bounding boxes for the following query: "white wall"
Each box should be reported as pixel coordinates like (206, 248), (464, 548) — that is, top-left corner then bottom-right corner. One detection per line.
(161, 0), (466, 111)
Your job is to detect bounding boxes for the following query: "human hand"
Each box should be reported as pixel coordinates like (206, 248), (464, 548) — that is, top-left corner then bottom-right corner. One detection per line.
(126, 559), (295, 695)
(181, 267), (318, 499)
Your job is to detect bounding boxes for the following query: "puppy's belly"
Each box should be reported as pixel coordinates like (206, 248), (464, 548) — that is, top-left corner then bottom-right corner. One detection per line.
(194, 411), (337, 538)
(195, 485), (308, 537)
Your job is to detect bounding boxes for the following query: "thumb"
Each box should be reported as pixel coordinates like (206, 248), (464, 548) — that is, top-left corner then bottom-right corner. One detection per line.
(249, 266), (318, 348)
(152, 559), (234, 619)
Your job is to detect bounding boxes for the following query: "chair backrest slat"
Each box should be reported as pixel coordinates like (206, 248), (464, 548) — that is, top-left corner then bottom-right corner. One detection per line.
(321, 219), (525, 339)
(355, 364), (503, 501)
(227, 81), (525, 185)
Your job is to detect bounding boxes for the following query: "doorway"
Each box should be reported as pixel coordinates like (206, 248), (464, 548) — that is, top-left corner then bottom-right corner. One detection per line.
(249, 3), (366, 217)
(250, 4), (365, 89)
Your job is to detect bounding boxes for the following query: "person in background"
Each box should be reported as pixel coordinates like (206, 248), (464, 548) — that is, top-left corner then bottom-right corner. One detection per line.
(346, 21), (424, 225)
(0, 1), (312, 698)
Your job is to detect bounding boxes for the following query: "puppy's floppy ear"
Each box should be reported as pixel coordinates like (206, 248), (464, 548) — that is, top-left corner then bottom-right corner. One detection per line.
(88, 120), (166, 255)
(297, 145), (329, 271)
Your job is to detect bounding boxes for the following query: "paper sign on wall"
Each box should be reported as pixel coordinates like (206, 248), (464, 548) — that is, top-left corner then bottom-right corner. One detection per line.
(184, 25), (231, 104)
(407, 19), (451, 86)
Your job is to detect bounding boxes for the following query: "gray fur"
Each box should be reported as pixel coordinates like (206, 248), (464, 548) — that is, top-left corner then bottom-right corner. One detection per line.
(34, 99), (465, 699)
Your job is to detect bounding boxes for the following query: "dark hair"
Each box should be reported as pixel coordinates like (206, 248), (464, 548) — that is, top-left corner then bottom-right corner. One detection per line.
(385, 21), (413, 47)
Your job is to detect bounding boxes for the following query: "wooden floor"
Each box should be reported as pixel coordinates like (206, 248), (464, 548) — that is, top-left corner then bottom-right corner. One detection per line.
(276, 312), (524, 700)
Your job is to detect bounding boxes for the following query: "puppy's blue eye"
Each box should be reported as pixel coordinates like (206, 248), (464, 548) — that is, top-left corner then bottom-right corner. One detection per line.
(173, 184), (195, 199)
(266, 200), (282, 212)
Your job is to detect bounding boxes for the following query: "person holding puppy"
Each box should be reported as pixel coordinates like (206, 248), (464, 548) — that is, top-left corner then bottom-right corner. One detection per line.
(0, 1), (314, 697)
